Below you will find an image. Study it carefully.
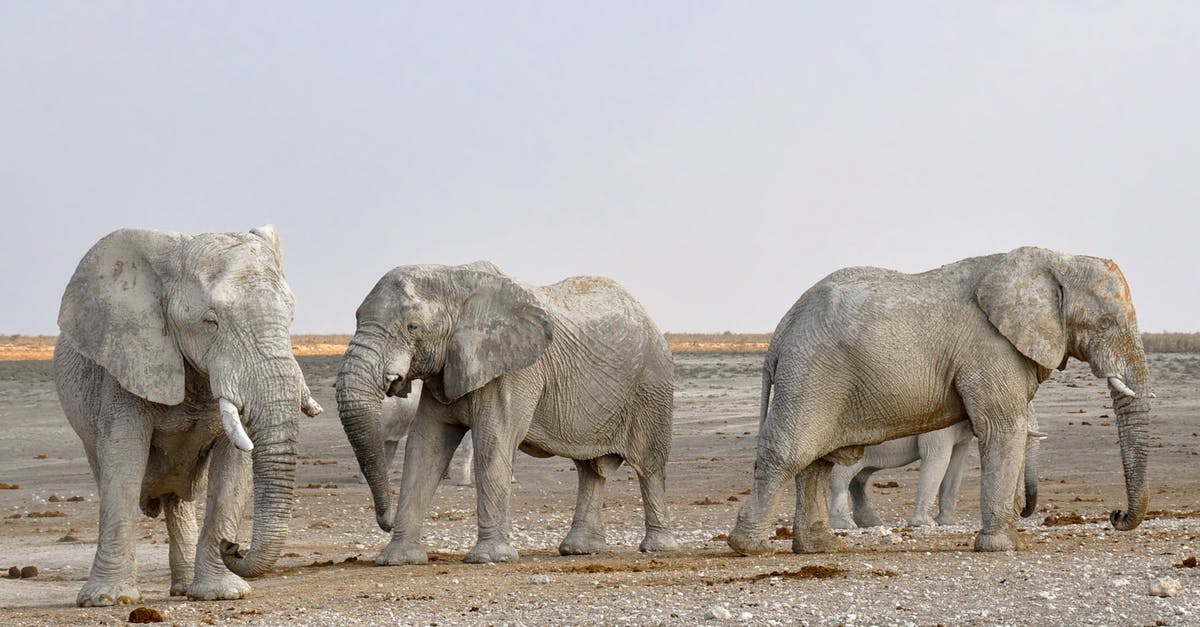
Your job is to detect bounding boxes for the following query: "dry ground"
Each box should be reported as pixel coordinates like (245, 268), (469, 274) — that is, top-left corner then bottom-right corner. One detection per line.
(0, 353), (1198, 625)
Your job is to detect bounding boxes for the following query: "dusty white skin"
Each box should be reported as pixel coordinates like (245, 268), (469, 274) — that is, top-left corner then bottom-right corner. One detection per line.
(379, 381), (475, 486)
(336, 261), (678, 565)
(54, 226), (319, 607)
(730, 246), (1153, 555)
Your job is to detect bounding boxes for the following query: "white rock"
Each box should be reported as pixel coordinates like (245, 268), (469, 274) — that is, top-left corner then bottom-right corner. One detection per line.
(705, 605), (732, 620)
(737, 611), (753, 622)
(529, 574), (551, 585)
(1150, 576), (1182, 597)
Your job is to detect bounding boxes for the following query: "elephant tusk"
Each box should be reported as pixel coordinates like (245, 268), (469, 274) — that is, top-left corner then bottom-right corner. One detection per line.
(301, 394), (324, 417)
(1028, 429), (1048, 440)
(1107, 377), (1137, 398)
(220, 398), (254, 452)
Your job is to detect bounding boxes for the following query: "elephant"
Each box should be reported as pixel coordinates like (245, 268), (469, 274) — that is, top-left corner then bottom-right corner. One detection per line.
(828, 416), (1044, 529)
(728, 247), (1153, 555)
(54, 226), (322, 606)
(380, 380), (474, 486)
(336, 261), (678, 565)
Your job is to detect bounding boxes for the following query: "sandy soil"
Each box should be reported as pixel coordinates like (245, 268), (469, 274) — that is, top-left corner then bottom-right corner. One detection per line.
(0, 353), (1197, 625)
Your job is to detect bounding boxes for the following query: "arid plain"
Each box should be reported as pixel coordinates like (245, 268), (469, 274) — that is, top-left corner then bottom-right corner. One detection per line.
(0, 337), (1197, 625)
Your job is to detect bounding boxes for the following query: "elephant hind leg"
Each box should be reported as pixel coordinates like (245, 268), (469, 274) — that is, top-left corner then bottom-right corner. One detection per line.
(163, 494), (198, 596)
(848, 466), (884, 528)
(559, 455), (621, 555)
(629, 457), (678, 553)
(792, 460), (842, 553)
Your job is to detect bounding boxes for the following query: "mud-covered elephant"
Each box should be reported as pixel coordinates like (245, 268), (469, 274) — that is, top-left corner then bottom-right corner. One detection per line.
(54, 227), (321, 606)
(336, 262), (678, 564)
(828, 416), (1044, 529)
(380, 380), (474, 486)
(729, 247), (1153, 555)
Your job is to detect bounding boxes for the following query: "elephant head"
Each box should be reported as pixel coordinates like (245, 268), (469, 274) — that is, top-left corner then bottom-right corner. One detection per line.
(976, 246), (1152, 530)
(58, 226), (320, 578)
(336, 262), (552, 530)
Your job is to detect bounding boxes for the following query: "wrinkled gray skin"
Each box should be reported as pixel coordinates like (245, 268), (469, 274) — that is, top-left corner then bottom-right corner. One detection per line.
(336, 262), (678, 565)
(54, 227), (321, 606)
(729, 247), (1152, 555)
(829, 415), (1043, 529)
(380, 381), (474, 486)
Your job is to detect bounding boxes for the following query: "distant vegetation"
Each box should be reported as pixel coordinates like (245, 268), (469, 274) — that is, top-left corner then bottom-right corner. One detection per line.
(3, 332), (1199, 360)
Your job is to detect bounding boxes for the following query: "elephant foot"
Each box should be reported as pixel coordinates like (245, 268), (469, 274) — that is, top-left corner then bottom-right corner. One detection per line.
(442, 467), (473, 487)
(76, 579), (142, 607)
(907, 513), (937, 528)
(376, 540), (429, 565)
(791, 526), (843, 554)
(187, 573), (251, 601)
(169, 578), (192, 597)
(853, 510), (884, 528)
(559, 527), (607, 555)
(727, 530), (773, 556)
(973, 529), (1026, 552)
(934, 513), (957, 526)
(464, 540), (518, 564)
(638, 528), (679, 553)
(829, 514), (857, 530)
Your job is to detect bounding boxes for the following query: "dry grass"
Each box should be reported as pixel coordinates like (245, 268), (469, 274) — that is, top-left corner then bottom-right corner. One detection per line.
(2, 331), (1196, 361)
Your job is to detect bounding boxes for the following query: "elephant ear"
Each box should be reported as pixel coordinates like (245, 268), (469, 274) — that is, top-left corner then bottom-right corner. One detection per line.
(58, 229), (187, 406)
(249, 224), (284, 269)
(442, 273), (553, 402)
(974, 247), (1068, 371)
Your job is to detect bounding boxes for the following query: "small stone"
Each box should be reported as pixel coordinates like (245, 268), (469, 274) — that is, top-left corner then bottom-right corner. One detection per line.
(529, 574), (551, 585)
(737, 611), (753, 621)
(19, 566), (37, 578)
(705, 605), (732, 621)
(128, 606), (164, 623)
(1150, 576), (1182, 597)
(7, 566), (19, 578)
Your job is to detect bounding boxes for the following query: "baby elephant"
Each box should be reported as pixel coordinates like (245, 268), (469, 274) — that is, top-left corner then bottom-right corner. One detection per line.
(379, 381), (474, 486)
(829, 417), (1043, 529)
(336, 262), (677, 564)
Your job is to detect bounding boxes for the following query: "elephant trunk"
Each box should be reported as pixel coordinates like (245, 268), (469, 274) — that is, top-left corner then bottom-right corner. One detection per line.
(1109, 368), (1151, 531)
(221, 392), (300, 578)
(336, 339), (394, 532)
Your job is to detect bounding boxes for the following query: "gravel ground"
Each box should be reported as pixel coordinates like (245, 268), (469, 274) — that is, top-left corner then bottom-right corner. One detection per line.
(1, 353), (1198, 625)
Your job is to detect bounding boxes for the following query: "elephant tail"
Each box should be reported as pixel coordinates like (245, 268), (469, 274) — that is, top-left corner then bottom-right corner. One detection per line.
(759, 352), (776, 426)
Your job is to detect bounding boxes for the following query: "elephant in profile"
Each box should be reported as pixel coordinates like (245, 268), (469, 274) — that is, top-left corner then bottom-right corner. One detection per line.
(828, 417), (1044, 529)
(54, 227), (322, 606)
(729, 247), (1152, 555)
(336, 262), (678, 565)
(379, 380), (474, 486)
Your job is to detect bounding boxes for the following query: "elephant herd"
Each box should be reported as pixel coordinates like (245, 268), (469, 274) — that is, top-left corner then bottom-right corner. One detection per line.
(53, 227), (1154, 607)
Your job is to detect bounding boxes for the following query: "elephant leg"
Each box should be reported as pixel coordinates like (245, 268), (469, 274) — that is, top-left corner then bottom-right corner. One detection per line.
(463, 404), (533, 564)
(729, 439), (799, 556)
(972, 415), (1028, 551)
(935, 439), (971, 525)
(379, 416), (467, 565)
(559, 456), (618, 555)
(848, 466), (883, 528)
(792, 459), (841, 553)
(910, 445), (953, 527)
(443, 437), (475, 486)
(188, 441), (252, 600)
(77, 411), (150, 607)
(633, 456), (678, 553)
(828, 462), (860, 529)
(163, 494), (198, 596)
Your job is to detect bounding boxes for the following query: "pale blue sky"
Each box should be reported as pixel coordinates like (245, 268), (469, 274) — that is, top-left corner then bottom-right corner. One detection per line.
(2, 2), (1197, 334)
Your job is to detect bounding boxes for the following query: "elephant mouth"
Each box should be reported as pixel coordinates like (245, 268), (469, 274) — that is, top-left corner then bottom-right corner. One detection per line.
(386, 375), (413, 398)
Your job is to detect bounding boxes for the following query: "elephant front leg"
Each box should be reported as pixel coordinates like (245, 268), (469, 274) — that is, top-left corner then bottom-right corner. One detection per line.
(972, 420), (1028, 551)
(77, 416), (151, 607)
(729, 442), (794, 555)
(792, 460), (842, 553)
(163, 494), (199, 596)
(378, 418), (466, 566)
(464, 422), (523, 564)
(189, 442), (252, 600)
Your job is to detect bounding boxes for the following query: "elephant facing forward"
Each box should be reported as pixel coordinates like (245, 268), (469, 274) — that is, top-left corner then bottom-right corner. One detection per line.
(336, 262), (678, 564)
(729, 247), (1152, 555)
(55, 227), (321, 606)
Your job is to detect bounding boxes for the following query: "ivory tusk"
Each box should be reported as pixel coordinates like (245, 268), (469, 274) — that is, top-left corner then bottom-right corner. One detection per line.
(1028, 429), (1048, 440)
(220, 398), (254, 452)
(301, 395), (324, 417)
(1107, 377), (1137, 398)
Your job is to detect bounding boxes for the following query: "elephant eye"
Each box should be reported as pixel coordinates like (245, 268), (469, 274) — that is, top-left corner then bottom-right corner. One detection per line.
(406, 322), (421, 334)
(203, 313), (219, 328)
